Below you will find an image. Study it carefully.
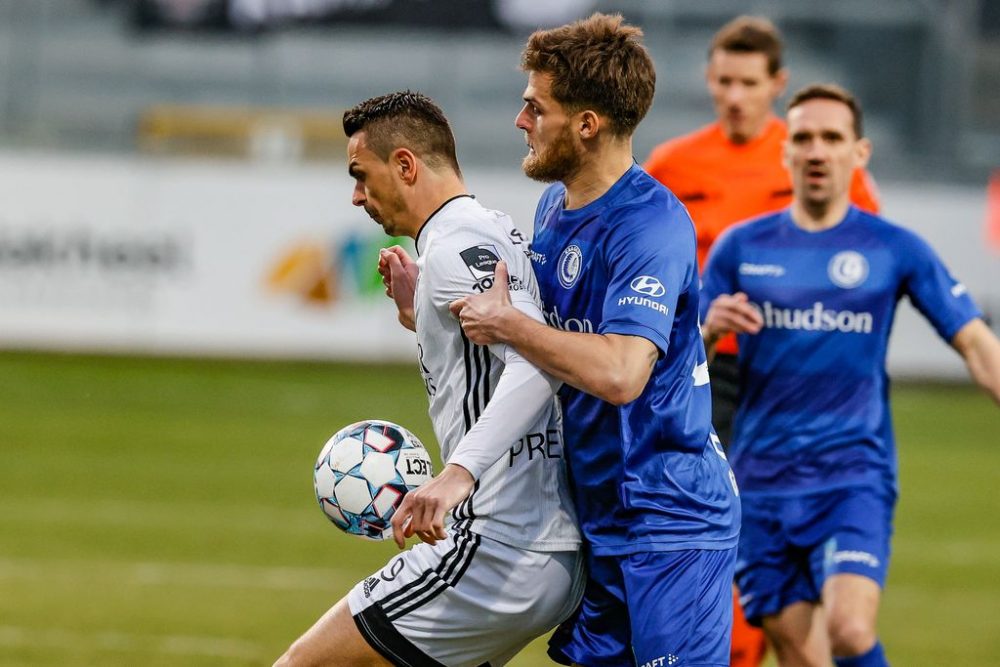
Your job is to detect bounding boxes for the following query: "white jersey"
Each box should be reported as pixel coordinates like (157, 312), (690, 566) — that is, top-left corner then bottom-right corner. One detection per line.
(413, 195), (580, 551)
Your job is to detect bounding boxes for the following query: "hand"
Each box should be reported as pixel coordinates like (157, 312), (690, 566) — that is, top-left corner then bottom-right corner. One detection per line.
(378, 246), (418, 331)
(703, 292), (763, 344)
(449, 260), (513, 346)
(390, 464), (475, 549)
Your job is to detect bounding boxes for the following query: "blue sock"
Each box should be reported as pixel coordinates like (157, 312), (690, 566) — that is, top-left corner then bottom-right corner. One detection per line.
(834, 640), (888, 667)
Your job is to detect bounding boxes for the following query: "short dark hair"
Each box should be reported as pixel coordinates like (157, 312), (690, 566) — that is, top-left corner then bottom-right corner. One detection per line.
(521, 13), (656, 137)
(787, 83), (865, 138)
(342, 91), (460, 174)
(710, 16), (783, 75)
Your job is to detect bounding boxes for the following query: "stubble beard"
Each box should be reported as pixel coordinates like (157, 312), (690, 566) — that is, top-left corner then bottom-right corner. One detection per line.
(522, 125), (582, 183)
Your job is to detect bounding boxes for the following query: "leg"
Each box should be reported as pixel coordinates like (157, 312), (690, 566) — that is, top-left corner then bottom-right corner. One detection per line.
(548, 554), (633, 667)
(804, 485), (893, 666)
(274, 597), (390, 667)
(624, 547), (737, 667)
(760, 601), (829, 667)
(822, 573), (884, 664)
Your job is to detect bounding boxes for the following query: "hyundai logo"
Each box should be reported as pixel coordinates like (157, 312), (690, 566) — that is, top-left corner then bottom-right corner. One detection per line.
(630, 275), (665, 297)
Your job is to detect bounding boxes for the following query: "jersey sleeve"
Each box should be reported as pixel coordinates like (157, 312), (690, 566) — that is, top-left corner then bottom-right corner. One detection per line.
(699, 226), (741, 322)
(597, 200), (697, 355)
(421, 222), (560, 480)
(898, 228), (982, 342)
(447, 352), (560, 479)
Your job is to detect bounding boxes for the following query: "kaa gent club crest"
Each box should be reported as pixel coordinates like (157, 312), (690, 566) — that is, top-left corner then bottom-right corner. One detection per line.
(828, 251), (869, 288)
(558, 244), (583, 288)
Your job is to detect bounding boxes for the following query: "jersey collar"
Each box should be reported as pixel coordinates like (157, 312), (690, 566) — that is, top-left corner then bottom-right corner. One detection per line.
(414, 194), (475, 255)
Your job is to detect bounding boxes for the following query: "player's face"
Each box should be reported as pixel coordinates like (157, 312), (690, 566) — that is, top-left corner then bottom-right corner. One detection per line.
(515, 71), (583, 183)
(785, 98), (871, 208)
(346, 131), (409, 237)
(706, 50), (786, 144)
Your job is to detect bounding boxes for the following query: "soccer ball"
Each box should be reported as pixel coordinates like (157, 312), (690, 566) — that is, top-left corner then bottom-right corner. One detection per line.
(313, 419), (434, 540)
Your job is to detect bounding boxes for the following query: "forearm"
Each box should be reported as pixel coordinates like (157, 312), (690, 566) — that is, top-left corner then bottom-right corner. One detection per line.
(953, 319), (1000, 406)
(448, 353), (560, 478)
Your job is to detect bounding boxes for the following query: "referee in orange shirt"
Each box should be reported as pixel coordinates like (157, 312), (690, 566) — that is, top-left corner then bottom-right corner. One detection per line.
(644, 16), (880, 667)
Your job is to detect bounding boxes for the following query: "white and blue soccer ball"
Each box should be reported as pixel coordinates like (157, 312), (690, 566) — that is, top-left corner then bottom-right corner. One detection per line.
(313, 419), (434, 540)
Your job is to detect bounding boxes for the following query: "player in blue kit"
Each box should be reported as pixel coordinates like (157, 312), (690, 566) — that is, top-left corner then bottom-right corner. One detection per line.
(700, 84), (1000, 667)
(451, 13), (741, 667)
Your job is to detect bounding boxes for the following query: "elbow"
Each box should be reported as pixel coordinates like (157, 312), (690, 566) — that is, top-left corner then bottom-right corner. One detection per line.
(598, 371), (646, 406)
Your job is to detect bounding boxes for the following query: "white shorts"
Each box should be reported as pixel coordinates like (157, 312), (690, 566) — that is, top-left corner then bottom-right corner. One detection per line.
(347, 530), (584, 667)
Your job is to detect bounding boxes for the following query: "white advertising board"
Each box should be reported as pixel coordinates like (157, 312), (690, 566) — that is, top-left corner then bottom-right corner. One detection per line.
(0, 151), (996, 378)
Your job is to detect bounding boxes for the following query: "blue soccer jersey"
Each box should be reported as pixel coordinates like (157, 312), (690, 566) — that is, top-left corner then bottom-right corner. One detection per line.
(701, 206), (982, 497)
(529, 164), (740, 556)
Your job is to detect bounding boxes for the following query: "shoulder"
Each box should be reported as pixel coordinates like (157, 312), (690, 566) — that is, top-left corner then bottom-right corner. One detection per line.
(851, 209), (936, 261)
(601, 174), (696, 252)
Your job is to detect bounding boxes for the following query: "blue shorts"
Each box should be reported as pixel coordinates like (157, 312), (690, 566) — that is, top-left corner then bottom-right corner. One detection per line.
(735, 484), (895, 625)
(548, 547), (736, 667)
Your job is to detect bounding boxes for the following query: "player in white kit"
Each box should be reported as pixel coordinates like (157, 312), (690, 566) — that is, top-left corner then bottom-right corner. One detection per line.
(273, 91), (582, 667)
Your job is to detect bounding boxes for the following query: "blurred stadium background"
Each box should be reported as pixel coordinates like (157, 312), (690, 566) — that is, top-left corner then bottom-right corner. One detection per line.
(0, 1), (998, 665)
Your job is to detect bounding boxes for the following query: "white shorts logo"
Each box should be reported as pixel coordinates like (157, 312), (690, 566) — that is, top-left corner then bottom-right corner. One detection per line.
(630, 275), (666, 297)
(558, 244), (583, 288)
(828, 251), (869, 288)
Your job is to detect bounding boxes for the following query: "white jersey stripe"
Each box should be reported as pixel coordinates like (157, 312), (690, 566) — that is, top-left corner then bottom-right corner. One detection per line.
(380, 534), (469, 614)
(383, 533), (480, 622)
(693, 360), (710, 386)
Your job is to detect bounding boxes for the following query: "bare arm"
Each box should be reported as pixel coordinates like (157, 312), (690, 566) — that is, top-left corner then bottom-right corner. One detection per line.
(701, 292), (763, 361)
(951, 318), (1000, 406)
(451, 261), (658, 405)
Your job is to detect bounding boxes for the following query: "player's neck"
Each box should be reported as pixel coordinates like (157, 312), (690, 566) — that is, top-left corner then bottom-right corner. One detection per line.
(562, 141), (634, 210)
(722, 113), (775, 145)
(790, 196), (851, 232)
(407, 174), (469, 238)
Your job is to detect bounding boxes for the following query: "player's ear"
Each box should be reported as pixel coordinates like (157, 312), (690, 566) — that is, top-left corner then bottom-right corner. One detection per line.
(853, 137), (872, 169)
(772, 67), (789, 98)
(392, 148), (418, 185)
(781, 139), (792, 171)
(578, 110), (600, 140)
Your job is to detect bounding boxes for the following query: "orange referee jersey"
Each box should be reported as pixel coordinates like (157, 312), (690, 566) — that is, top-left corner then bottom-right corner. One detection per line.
(644, 116), (880, 355)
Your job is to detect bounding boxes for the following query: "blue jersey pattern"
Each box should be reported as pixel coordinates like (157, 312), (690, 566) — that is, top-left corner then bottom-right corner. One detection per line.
(702, 207), (981, 497)
(530, 164), (740, 556)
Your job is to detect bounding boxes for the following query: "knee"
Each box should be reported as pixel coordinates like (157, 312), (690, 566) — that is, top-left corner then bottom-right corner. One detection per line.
(826, 613), (876, 657)
(273, 640), (307, 667)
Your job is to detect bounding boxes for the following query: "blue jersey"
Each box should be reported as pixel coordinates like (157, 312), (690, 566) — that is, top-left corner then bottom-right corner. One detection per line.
(529, 164), (740, 556)
(701, 206), (981, 497)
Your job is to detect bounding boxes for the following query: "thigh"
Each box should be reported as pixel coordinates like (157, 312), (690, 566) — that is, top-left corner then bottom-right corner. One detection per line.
(760, 600), (830, 667)
(803, 486), (893, 590)
(735, 495), (815, 626)
(624, 548), (736, 667)
(547, 553), (633, 667)
(350, 530), (584, 667)
(276, 597), (391, 667)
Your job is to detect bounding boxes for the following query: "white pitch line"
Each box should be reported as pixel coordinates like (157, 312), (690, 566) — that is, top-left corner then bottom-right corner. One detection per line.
(0, 625), (264, 660)
(0, 557), (361, 592)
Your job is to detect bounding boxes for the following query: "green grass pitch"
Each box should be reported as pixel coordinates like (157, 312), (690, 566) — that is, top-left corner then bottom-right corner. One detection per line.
(0, 352), (997, 665)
